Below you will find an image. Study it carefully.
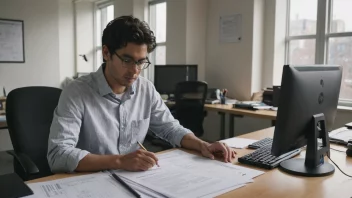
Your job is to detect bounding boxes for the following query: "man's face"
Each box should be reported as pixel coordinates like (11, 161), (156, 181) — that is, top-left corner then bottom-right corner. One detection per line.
(103, 43), (148, 87)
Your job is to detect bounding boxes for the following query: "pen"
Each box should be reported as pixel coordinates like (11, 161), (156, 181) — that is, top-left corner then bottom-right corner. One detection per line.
(111, 173), (141, 198)
(137, 141), (160, 167)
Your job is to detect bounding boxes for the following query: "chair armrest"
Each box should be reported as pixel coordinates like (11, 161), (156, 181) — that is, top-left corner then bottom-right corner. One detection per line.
(6, 150), (39, 175)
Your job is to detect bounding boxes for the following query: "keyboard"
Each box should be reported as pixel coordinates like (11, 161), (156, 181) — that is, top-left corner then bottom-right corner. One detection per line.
(248, 138), (273, 149)
(238, 145), (301, 169)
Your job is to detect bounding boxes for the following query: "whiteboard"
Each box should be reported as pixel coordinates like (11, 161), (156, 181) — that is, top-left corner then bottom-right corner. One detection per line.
(0, 19), (25, 63)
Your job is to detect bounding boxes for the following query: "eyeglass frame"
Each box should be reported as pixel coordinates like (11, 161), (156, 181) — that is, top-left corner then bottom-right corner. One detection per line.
(114, 52), (151, 70)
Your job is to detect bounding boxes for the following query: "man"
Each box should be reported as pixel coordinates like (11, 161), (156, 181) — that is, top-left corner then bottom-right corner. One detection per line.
(47, 15), (236, 173)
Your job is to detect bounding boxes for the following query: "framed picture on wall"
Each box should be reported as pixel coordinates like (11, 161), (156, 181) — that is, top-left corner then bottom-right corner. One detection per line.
(0, 18), (25, 63)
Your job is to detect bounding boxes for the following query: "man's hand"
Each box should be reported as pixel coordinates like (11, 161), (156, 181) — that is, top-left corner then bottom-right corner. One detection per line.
(200, 141), (237, 163)
(116, 149), (159, 171)
(180, 133), (236, 163)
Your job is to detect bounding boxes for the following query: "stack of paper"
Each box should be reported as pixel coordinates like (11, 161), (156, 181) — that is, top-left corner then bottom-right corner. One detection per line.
(115, 150), (264, 198)
(26, 150), (264, 198)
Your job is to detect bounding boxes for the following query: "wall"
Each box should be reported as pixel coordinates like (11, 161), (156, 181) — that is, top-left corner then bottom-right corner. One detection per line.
(59, 0), (76, 84)
(262, 0), (286, 87)
(75, 1), (95, 73)
(166, 0), (187, 64)
(186, 0), (207, 81)
(251, 0), (264, 93)
(0, 0), (75, 151)
(202, 0), (270, 141)
(206, 0), (254, 100)
(0, 0), (61, 92)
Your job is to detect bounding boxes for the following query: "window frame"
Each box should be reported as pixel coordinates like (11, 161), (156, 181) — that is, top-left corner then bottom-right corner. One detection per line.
(148, 0), (167, 82)
(93, 0), (114, 71)
(285, 0), (352, 106)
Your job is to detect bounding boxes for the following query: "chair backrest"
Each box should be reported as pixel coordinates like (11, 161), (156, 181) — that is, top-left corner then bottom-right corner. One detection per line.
(174, 81), (207, 136)
(6, 86), (61, 179)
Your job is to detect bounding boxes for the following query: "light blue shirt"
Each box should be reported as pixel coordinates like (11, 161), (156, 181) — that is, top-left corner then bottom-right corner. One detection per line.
(47, 64), (192, 172)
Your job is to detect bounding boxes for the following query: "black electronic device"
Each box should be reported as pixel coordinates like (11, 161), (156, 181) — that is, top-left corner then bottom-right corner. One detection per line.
(0, 173), (33, 198)
(271, 65), (342, 177)
(238, 145), (301, 169)
(347, 140), (352, 157)
(154, 65), (198, 96)
(247, 138), (273, 149)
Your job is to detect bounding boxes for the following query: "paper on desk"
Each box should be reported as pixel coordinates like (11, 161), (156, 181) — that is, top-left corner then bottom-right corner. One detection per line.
(115, 150), (264, 198)
(199, 184), (246, 198)
(25, 172), (150, 198)
(220, 137), (257, 149)
(329, 127), (352, 143)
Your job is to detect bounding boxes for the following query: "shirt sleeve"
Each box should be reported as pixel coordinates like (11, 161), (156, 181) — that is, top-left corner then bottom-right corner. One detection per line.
(47, 82), (90, 173)
(148, 84), (193, 147)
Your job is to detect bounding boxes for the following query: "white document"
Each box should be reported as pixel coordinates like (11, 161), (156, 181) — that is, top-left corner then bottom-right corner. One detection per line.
(25, 172), (146, 198)
(0, 19), (24, 62)
(115, 150), (264, 198)
(329, 127), (352, 143)
(219, 14), (242, 43)
(220, 137), (257, 149)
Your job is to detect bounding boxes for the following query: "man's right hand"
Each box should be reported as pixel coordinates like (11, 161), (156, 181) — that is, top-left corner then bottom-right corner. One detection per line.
(116, 149), (159, 171)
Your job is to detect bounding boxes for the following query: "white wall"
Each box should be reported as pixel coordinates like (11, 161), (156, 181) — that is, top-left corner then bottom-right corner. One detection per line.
(0, 0), (61, 92)
(0, 0), (75, 151)
(251, 0), (264, 93)
(166, 0), (187, 64)
(201, 0), (270, 141)
(206, 0), (254, 100)
(59, 0), (76, 84)
(186, 0), (208, 81)
(75, 1), (95, 73)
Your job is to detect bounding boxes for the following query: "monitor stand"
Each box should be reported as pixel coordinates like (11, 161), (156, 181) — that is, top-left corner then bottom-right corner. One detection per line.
(279, 113), (335, 177)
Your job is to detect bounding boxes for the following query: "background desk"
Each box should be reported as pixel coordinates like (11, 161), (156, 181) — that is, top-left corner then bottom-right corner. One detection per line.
(167, 102), (277, 139)
(27, 127), (352, 198)
(0, 116), (7, 130)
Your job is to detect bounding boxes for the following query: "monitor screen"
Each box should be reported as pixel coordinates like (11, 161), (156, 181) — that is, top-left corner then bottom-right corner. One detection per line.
(154, 65), (198, 95)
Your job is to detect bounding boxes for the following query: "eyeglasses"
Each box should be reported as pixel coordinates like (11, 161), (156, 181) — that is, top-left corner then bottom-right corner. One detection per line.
(114, 52), (151, 70)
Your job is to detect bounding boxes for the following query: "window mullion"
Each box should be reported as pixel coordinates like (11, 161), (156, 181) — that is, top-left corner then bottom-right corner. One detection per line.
(315, 0), (328, 64)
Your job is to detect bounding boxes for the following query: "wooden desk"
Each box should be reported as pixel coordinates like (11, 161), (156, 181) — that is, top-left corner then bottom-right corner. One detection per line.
(28, 127), (352, 198)
(167, 102), (277, 139)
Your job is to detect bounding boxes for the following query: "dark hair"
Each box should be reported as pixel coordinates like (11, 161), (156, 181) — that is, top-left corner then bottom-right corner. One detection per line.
(102, 15), (156, 62)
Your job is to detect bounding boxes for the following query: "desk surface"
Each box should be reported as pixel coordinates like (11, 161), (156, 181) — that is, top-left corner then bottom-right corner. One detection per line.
(166, 102), (277, 120)
(205, 104), (277, 120)
(28, 127), (352, 198)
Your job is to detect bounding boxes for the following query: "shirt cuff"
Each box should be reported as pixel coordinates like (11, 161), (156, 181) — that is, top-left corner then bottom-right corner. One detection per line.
(67, 149), (90, 172)
(174, 128), (193, 147)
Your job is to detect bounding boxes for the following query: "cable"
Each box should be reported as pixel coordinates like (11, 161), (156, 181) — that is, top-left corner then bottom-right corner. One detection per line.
(327, 155), (352, 178)
(330, 147), (346, 153)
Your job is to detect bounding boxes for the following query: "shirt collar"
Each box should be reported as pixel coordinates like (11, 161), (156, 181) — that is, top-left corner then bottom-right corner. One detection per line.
(95, 63), (136, 97)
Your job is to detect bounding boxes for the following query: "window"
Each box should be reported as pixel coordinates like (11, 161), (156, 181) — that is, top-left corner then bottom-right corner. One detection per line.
(286, 0), (352, 105)
(95, 2), (114, 70)
(148, 1), (167, 82)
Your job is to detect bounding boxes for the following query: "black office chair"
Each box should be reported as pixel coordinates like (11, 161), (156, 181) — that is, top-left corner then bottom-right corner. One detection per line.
(6, 86), (61, 181)
(173, 81), (208, 137)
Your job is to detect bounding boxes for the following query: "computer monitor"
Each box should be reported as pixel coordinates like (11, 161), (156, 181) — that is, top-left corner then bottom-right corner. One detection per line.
(271, 65), (342, 177)
(154, 65), (198, 95)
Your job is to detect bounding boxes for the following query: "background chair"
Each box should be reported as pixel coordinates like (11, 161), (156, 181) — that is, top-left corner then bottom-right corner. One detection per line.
(6, 86), (61, 181)
(173, 81), (208, 137)
(145, 81), (208, 151)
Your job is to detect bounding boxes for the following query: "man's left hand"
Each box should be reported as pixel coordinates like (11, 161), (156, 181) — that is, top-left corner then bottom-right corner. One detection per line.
(200, 141), (237, 163)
